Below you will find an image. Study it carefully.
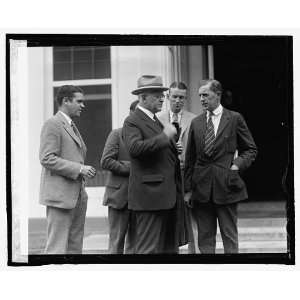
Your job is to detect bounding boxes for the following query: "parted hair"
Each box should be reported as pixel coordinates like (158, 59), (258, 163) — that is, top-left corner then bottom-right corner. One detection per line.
(56, 85), (84, 106)
(169, 81), (187, 90)
(199, 79), (223, 95)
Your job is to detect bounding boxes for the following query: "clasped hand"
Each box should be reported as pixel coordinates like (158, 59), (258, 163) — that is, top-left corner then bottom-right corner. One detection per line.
(81, 165), (96, 178)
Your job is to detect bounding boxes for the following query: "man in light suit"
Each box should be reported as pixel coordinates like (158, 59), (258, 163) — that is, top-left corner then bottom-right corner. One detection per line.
(157, 81), (198, 253)
(123, 75), (182, 254)
(157, 82), (196, 170)
(184, 79), (257, 254)
(39, 85), (96, 254)
(101, 100), (139, 254)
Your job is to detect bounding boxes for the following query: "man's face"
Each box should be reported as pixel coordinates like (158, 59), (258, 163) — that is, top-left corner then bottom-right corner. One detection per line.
(168, 87), (187, 113)
(66, 92), (85, 118)
(198, 83), (220, 112)
(142, 91), (165, 113)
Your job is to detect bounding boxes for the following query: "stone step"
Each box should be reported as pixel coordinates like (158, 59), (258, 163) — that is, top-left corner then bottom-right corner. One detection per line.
(237, 218), (286, 228)
(179, 242), (288, 254)
(215, 227), (287, 241)
(83, 234), (108, 252)
(83, 231), (288, 254)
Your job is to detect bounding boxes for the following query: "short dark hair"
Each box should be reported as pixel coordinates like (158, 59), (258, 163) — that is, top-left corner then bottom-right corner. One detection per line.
(56, 85), (84, 106)
(130, 100), (139, 112)
(199, 79), (222, 95)
(169, 81), (187, 90)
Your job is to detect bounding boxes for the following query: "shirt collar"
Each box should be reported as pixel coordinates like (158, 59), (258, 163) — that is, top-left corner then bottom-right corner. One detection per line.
(137, 105), (155, 121)
(170, 110), (182, 118)
(59, 110), (72, 125)
(207, 104), (223, 117)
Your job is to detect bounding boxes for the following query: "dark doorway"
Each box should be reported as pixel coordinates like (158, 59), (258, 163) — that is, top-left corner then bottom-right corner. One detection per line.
(213, 37), (293, 201)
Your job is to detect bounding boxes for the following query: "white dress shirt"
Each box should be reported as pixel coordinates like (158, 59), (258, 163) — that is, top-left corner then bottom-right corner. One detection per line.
(206, 104), (223, 136)
(169, 110), (183, 124)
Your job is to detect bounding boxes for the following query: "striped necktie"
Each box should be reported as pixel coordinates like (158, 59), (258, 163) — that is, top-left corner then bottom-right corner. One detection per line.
(204, 111), (215, 157)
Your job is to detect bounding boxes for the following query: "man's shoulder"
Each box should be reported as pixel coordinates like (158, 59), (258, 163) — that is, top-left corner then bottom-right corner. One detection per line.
(124, 113), (135, 124)
(105, 128), (122, 145)
(182, 110), (197, 120)
(191, 112), (205, 123)
(42, 113), (62, 129)
(223, 108), (242, 119)
(111, 127), (122, 134)
(124, 110), (143, 124)
(109, 128), (122, 139)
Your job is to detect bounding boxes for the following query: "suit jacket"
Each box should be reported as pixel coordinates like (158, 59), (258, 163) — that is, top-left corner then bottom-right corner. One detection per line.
(184, 108), (258, 205)
(39, 112), (88, 209)
(157, 109), (196, 168)
(123, 108), (180, 211)
(101, 128), (130, 209)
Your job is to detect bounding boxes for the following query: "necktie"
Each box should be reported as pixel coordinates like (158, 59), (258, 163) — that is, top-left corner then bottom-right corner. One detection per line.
(171, 113), (180, 142)
(71, 121), (80, 139)
(204, 112), (215, 157)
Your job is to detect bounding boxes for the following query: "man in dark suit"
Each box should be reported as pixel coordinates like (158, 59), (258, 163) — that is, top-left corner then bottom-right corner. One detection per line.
(184, 79), (258, 254)
(100, 100), (139, 254)
(39, 85), (96, 254)
(123, 75), (181, 254)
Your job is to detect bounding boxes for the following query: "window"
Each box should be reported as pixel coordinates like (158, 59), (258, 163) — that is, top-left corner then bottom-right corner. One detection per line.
(53, 46), (112, 186)
(53, 46), (111, 80)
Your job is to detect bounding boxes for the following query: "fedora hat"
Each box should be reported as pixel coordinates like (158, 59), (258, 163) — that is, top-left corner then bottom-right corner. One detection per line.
(132, 75), (169, 95)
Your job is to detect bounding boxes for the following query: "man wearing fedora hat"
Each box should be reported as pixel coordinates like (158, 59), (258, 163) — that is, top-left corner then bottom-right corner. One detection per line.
(123, 75), (182, 254)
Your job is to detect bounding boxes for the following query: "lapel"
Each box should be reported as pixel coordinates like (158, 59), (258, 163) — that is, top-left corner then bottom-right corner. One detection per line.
(198, 113), (207, 149)
(73, 123), (87, 153)
(180, 110), (191, 137)
(136, 108), (178, 154)
(56, 112), (82, 148)
(136, 108), (162, 135)
(215, 108), (231, 140)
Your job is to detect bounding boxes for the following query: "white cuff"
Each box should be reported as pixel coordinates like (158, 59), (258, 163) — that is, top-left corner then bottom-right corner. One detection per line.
(79, 165), (83, 174)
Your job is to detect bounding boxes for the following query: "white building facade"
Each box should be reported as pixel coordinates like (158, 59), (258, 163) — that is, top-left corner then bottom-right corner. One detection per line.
(12, 44), (214, 219)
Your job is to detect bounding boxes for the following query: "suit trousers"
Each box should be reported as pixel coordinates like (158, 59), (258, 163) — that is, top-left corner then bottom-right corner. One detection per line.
(133, 209), (177, 254)
(180, 168), (200, 254)
(186, 208), (200, 253)
(108, 206), (135, 254)
(45, 187), (87, 254)
(193, 202), (238, 254)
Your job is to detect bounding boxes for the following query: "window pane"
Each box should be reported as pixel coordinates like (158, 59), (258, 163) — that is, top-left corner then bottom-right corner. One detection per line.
(95, 47), (110, 60)
(53, 46), (111, 80)
(53, 48), (71, 62)
(95, 60), (111, 78)
(73, 48), (93, 62)
(53, 62), (72, 81)
(80, 85), (111, 95)
(73, 61), (93, 79)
